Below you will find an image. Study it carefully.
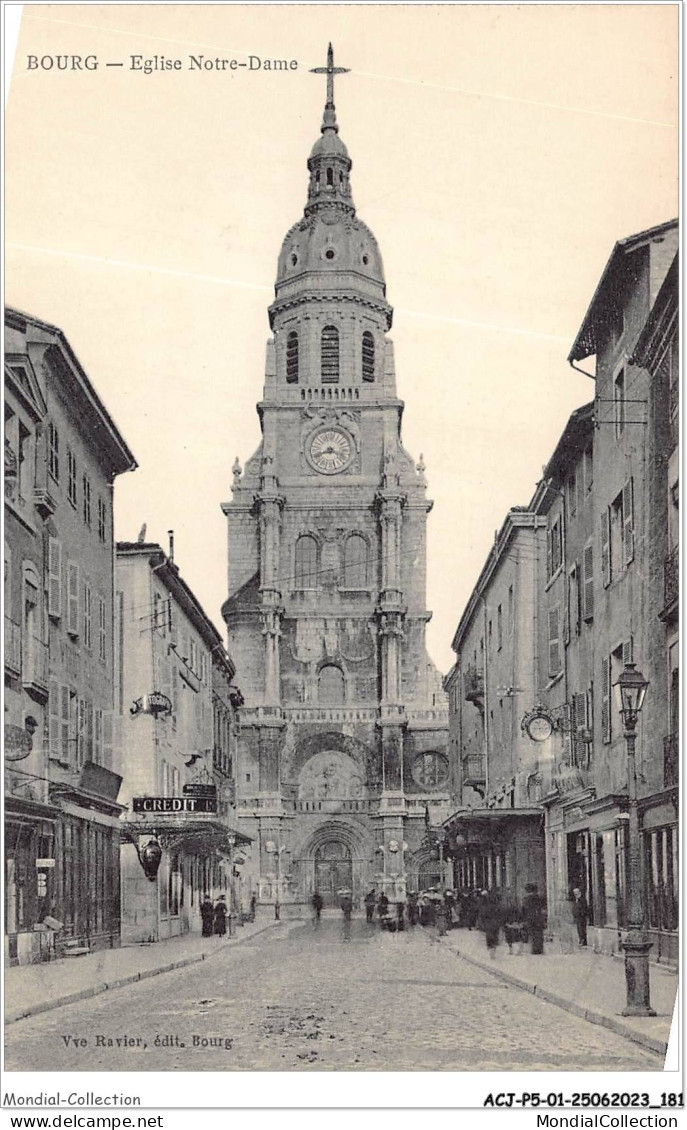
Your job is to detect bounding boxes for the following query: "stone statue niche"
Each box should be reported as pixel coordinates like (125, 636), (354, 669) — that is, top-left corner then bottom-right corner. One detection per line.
(298, 751), (365, 802)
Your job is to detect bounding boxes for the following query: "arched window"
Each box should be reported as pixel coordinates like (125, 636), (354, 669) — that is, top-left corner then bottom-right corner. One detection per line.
(286, 331), (299, 383)
(343, 534), (368, 588)
(362, 331), (375, 382)
(326, 167), (334, 187)
(318, 665), (345, 705)
(321, 325), (340, 383)
(295, 535), (318, 589)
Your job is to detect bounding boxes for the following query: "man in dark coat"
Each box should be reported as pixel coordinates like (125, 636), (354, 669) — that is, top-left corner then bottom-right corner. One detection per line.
(364, 888), (376, 923)
(407, 891), (419, 926)
(478, 889), (502, 958)
(200, 893), (214, 937)
(213, 894), (228, 937)
(522, 882), (546, 954)
(377, 891), (389, 921)
(311, 890), (324, 920)
(571, 887), (589, 946)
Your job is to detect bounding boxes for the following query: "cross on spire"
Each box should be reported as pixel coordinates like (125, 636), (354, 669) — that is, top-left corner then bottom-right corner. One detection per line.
(310, 43), (349, 132)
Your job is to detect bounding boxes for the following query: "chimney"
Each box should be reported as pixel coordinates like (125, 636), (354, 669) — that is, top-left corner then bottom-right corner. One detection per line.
(168, 530), (175, 564)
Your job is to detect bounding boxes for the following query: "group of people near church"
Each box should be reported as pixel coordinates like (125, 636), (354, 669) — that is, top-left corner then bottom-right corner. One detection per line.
(308, 882), (559, 956)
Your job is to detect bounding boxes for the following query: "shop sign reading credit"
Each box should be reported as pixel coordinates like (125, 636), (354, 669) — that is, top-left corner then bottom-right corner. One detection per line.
(133, 796), (217, 814)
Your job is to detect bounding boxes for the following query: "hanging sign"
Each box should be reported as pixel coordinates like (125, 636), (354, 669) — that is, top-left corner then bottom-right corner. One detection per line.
(35, 858), (56, 869)
(130, 693), (172, 718)
(133, 796), (217, 814)
(4, 724), (33, 761)
(183, 783), (217, 798)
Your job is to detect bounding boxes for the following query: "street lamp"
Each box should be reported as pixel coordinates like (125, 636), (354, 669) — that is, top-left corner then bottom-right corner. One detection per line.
(613, 662), (655, 1017)
(265, 840), (286, 921)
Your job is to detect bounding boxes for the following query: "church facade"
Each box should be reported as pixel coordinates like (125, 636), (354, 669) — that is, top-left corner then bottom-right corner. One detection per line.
(222, 49), (450, 910)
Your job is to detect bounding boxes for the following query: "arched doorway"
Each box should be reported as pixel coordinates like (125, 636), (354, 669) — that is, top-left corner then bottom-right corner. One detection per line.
(314, 839), (352, 907)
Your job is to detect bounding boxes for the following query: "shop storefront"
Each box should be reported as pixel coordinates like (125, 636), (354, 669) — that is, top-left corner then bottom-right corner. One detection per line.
(444, 808), (546, 905)
(4, 796), (59, 965)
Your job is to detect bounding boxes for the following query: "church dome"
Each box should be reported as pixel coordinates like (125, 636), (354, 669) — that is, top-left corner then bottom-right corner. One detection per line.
(276, 213), (385, 288)
(310, 131), (350, 160)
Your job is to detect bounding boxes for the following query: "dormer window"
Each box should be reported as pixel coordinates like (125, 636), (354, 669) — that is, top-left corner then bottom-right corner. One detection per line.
(326, 167), (334, 187)
(321, 325), (340, 383)
(286, 331), (299, 383)
(362, 331), (375, 382)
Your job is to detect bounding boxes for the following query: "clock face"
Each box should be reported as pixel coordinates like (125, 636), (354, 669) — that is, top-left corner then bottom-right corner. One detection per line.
(308, 428), (353, 475)
(526, 713), (554, 743)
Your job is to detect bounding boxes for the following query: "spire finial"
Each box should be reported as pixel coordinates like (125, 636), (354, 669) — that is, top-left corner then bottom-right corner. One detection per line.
(310, 42), (350, 133)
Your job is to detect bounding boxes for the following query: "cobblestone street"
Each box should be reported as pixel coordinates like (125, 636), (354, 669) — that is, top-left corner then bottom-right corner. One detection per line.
(5, 919), (660, 1072)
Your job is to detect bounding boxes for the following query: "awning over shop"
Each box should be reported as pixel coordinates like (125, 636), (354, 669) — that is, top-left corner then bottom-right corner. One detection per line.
(120, 818), (252, 855)
(443, 807), (544, 847)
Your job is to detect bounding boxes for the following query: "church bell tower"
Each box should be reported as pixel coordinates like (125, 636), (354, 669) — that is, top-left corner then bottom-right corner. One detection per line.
(222, 46), (449, 909)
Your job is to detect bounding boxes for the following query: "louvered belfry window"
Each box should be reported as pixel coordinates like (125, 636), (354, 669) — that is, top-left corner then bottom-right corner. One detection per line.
(286, 331), (299, 383)
(321, 325), (340, 383)
(362, 331), (375, 382)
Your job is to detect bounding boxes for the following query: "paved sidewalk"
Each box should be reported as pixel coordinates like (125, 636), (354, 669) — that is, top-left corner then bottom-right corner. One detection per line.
(432, 926), (677, 1057)
(4, 917), (281, 1025)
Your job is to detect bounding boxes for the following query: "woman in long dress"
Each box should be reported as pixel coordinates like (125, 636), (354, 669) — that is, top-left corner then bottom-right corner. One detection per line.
(200, 893), (215, 937)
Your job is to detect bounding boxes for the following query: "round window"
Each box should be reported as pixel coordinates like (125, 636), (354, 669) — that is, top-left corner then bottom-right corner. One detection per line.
(412, 752), (449, 789)
(325, 248), (336, 260)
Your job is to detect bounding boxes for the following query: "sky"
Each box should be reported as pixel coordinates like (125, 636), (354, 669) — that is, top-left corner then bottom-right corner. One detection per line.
(5, 3), (678, 673)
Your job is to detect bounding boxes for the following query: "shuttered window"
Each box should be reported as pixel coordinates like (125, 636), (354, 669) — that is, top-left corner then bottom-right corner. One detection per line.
(286, 331), (299, 383)
(48, 538), (62, 619)
(98, 596), (106, 662)
(623, 478), (634, 565)
(67, 562), (80, 636)
(362, 331), (375, 382)
(83, 581), (92, 649)
(321, 325), (340, 383)
(601, 657), (612, 744)
(583, 542), (594, 621)
(49, 679), (60, 760)
(601, 508), (611, 588)
(547, 606), (562, 678)
(571, 691), (588, 766)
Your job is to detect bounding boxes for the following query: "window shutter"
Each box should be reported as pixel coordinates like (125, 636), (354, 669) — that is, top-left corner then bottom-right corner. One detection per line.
(572, 691), (587, 764)
(623, 636), (634, 666)
(623, 478), (635, 565)
(49, 679), (60, 758)
(562, 584), (570, 646)
(546, 527), (552, 580)
(583, 543), (594, 621)
(601, 509), (611, 588)
(77, 698), (85, 766)
(94, 708), (103, 763)
(102, 711), (113, 766)
(60, 684), (71, 761)
(83, 582), (92, 649)
(547, 606), (561, 677)
(601, 658), (611, 744)
(67, 562), (80, 635)
(48, 538), (62, 618)
(85, 700), (94, 763)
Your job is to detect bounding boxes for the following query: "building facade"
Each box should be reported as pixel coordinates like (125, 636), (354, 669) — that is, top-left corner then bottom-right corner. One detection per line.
(4, 308), (136, 964)
(116, 540), (248, 944)
(443, 509), (547, 904)
(222, 53), (449, 910)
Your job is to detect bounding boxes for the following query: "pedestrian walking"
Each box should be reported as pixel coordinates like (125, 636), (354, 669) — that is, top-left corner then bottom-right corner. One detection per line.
(407, 891), (419, 926)
(522, 882), (546, 955)
(377, 891), (389, 922)
(478, 889), (502, 959)
(435, 896), (448, 938)
(213, 894), (228, 937)
(200, 893), (215, 937)
(364, 888), (376, 923)
(311, 890), (324, 921)
(502, 898), (524, 955)
(571, 887), (589, 947)
(339, 889), (353, 921)
(249, 892), (257, 922)
(396, 898), (405, 932)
